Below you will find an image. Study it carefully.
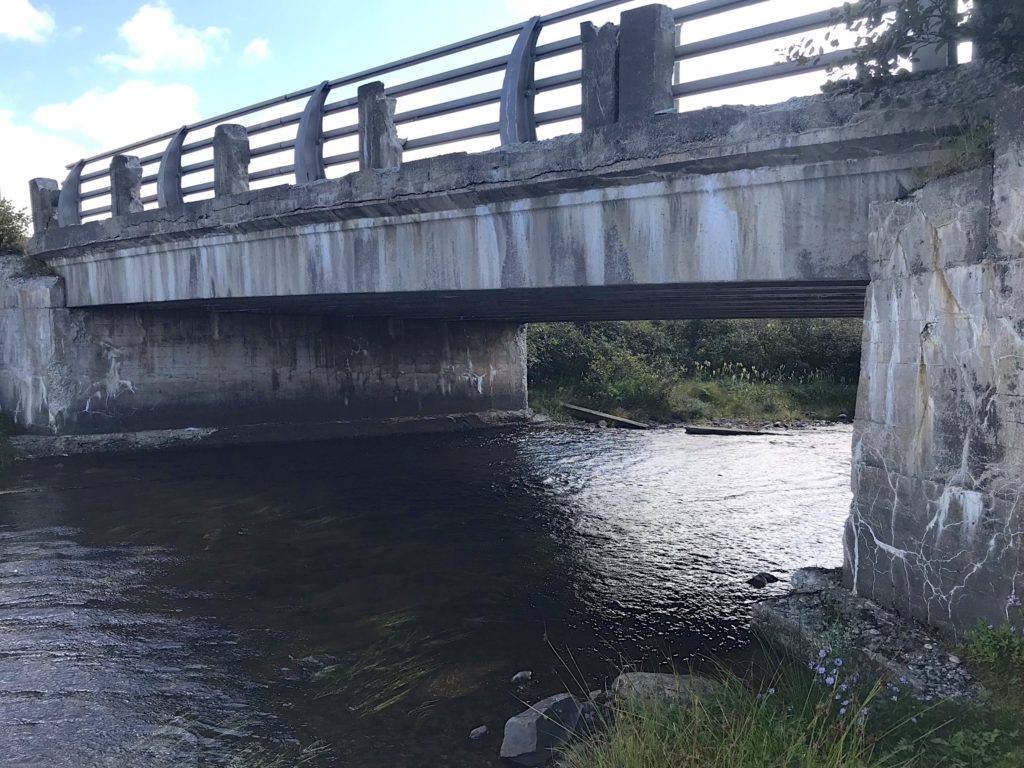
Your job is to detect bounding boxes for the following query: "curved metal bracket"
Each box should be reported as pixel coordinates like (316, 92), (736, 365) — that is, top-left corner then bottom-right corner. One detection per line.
(499, 16), (541, 146)
(56, 159), (85, 227)
(157, 125), (189, 208)
(295, 81), (330, 184)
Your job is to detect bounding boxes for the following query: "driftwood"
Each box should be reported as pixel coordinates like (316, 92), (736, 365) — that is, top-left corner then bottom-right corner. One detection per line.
(560, 403), (648, 430)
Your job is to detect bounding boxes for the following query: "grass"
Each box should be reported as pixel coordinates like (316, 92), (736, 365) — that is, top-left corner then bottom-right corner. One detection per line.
(963, 600), (1024, 711)
(532, 376), (857, 425)
(910, 115), (994, 192)
(562, 657), (1024, 768)
(311, 611), (459, 716)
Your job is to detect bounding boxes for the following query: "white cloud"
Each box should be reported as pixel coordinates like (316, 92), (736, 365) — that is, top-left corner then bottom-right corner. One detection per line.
(242, 37), (269, 63)
(0, 111), (86, 215)
(32, 80), (200, 147)
(99, 3), (227, 72)
(0, 0), (56, 43)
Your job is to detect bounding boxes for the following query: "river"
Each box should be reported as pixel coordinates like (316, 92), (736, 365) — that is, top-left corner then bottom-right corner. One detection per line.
(0, 424), (852, 767)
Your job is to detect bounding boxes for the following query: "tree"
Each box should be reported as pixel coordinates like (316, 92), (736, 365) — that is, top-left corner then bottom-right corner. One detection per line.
(0, 195), (29, 254)
(789, 0), (1024, 81)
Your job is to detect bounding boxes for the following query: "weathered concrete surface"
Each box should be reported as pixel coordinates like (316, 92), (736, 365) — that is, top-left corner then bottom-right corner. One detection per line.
(0, 254), (526, 435)
(844, 93), (1024, 634)
(28, 66), (996, 319)
(580, 21), (619, 129)
(213, 124), (250, 197)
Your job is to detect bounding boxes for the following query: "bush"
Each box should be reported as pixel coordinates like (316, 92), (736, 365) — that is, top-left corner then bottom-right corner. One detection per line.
(965, 599), (1024, 700)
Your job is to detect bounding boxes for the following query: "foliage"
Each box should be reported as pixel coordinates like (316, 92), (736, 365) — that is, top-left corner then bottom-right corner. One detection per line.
(312, 612), (457, 715)
(563, 670), (880, 768)
(911, 114), (994, 189)
(964, 598), (1024, 702)
(0, 195), (29, 254)
(563, 651), (1024, 768)
(527, 320), (862, 422)
(787, 1), (1024, 81)
(226, 741), (329, 768)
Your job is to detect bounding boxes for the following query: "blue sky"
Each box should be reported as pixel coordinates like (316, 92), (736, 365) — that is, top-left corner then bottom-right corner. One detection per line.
(2, 0), (584, 209)
(0, 0), (862, 213)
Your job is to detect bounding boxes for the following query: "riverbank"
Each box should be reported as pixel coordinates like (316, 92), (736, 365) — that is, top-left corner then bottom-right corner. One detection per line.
(558, 573), (1024, 768)
(557, 569), (1024, 768)
(562, 658), (1024, 768)
(527, 320), (860, 425)
(530, 377), (857, 425)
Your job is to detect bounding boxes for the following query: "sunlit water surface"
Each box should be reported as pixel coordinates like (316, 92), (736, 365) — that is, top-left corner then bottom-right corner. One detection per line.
(0, 425), (852, 767)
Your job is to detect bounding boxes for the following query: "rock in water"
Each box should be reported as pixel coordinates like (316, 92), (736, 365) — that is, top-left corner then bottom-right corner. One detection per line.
(511, 670), (532, 685)
(747, 572), (781, 588)
(499, 692), (582, 766)
(469, 725), (489, 740)
(611, 672), (719, 706)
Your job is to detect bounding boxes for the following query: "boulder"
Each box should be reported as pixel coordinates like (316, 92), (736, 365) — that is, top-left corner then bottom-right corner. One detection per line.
(747, 572), (781, 588)
(499, 692), (582, 766)
(611, 672), (718, 706)
(790, 567), (839, 594)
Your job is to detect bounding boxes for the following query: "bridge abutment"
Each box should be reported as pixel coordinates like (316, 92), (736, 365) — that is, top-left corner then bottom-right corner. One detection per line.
(0, 269), (527, 437)
(845, 96), (1024, 634)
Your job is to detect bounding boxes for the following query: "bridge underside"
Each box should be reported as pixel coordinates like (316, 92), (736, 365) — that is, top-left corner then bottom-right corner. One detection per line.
(126, 282), (868, 321)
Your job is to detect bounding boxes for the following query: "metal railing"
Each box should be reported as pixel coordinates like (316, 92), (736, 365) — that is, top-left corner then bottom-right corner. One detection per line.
(48, 0), (928, 225)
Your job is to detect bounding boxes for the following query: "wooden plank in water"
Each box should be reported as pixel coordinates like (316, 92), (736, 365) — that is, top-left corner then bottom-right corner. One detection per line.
(684, 424), (782, 436)
(560, 403), (649, 430)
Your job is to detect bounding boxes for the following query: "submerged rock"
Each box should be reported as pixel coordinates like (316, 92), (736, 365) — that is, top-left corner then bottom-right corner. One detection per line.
(469, 724), (489, 740)
(511, 670), (532, 685)
(499, 692), (582, 766)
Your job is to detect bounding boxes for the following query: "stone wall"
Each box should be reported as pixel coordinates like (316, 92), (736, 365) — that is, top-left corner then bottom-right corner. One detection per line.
(0, 257), (527, 436)
(845, 95), (1024, 634)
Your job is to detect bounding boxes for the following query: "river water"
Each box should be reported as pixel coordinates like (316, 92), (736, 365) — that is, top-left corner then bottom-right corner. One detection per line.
(0, 425), (852, 767)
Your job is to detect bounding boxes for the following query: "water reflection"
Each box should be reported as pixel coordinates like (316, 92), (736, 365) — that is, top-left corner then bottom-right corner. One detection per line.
(0, 425), (851, 766)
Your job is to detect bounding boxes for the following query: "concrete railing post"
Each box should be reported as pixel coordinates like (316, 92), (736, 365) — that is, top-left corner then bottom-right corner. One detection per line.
(358, 81), (404, 171)
(28, 178), (59, 234)
(295, 81), (330, 184)
(617, 4), (676, 121)
(911, 0), (957, 72)
(56, 159), (84, 227)
(110, 154), (144, 216)
(499, 16), (541, 145)
(214, 124), (251, 196)
(157, 125), (188, 208)
(580, 21), (619, 130)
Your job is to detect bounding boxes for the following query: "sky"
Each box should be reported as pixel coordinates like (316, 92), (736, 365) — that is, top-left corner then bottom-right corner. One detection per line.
(0, 0), (878, 215)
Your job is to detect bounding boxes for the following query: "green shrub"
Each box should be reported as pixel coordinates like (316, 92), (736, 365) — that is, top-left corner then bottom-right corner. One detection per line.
(964, 600), (1024, 699)
(0, 195), (29, 254)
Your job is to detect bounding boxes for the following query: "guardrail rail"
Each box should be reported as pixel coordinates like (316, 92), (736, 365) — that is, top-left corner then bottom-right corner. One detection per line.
(30, 0), (960, 231)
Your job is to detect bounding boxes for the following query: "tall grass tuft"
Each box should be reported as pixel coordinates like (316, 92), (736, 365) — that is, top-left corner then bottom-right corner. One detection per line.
(562, 669), (886, 768)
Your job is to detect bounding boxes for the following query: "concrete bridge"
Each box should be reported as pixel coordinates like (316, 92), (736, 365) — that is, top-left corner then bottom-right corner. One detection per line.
(3, 2), (1023, 635)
